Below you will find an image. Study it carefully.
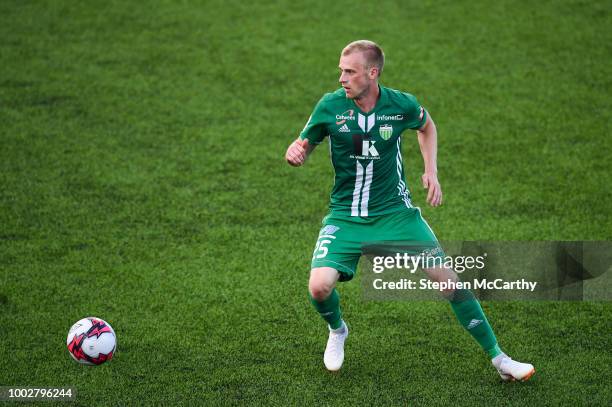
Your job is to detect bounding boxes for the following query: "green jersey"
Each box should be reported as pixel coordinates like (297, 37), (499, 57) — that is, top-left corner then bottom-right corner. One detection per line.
(300, 85), (427, 217)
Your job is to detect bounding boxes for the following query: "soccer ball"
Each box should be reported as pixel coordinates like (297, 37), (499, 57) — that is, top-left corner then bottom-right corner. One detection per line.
(66, 317), (116, 365)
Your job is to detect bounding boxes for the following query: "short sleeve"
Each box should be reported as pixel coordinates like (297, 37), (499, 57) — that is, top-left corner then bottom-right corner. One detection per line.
(401, 93), (427, 130)
(299, 96), (329, 145)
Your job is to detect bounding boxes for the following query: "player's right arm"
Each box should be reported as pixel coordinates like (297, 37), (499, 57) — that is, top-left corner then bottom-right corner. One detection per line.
(285, 138), (314, 166)
(285, 95), (329, 167)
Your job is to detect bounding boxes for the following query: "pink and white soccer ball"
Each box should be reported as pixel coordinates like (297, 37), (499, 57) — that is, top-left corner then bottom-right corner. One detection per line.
(66, 317), (116, 365)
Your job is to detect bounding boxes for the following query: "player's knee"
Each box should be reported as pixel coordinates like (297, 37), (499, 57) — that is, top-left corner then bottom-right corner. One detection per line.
(425, 266), (459, 299)
(308, 268), (337, 301)
(308, 279), (333, 301)
(309, 287), (331, 302)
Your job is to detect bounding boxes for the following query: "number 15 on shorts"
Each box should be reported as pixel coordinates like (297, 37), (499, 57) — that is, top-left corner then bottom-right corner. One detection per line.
(313, 238), (333, 259)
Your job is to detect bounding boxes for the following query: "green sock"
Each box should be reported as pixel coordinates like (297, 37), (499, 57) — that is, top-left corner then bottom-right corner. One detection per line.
(450, 289), (502, 358)
(309, 289), (342, 330)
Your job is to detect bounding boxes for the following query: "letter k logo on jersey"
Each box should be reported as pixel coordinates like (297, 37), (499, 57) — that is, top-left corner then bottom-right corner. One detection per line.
(362, 140), (379, 157)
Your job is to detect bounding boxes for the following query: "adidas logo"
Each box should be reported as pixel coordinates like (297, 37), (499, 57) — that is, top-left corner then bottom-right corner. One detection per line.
(339, 124), (350, 133)
(467, 319), (483, 329)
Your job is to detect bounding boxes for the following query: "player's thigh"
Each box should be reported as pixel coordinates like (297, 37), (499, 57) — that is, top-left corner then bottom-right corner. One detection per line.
(372, 208), (446, 272)
(310, 221), (361, 282)
(375, 208), (440, 243)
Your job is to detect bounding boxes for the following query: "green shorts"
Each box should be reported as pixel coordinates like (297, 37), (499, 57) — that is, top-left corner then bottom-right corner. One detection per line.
(310, 208), (442, 282)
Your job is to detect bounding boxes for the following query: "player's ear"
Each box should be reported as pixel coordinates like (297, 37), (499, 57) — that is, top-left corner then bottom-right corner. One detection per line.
(369, 67), (378, 79)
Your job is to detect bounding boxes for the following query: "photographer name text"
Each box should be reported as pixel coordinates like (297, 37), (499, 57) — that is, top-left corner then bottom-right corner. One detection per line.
(372, 278), (538, 292)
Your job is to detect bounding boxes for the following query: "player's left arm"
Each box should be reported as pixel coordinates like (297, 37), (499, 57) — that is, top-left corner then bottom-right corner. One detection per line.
(417, 114), (442, 207)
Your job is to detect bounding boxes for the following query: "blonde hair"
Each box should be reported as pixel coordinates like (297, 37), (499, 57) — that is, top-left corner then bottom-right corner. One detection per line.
(342, 40), (385, 77)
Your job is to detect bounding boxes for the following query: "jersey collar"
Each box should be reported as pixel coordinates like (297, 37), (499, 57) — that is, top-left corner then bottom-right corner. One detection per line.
(348, 84), (389, 114)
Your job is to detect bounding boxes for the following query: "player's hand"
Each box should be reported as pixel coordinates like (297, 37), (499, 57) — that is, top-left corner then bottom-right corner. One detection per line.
(285, 138), (309, 167)
(422, 172), (442, 207)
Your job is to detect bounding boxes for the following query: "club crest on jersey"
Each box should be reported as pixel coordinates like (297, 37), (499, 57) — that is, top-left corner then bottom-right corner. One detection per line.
(379, 124), (393, 140)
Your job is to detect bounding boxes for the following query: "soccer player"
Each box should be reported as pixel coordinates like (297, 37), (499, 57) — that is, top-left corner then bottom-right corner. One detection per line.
(285, 40), (535, 381)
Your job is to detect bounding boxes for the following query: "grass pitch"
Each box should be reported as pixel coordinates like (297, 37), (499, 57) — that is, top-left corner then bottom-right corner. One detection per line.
(1, 0), (611, 405)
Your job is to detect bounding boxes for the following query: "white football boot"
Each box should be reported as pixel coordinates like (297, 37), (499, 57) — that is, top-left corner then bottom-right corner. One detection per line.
(494, 355), (535, 382)
(323, 321), (348, 371)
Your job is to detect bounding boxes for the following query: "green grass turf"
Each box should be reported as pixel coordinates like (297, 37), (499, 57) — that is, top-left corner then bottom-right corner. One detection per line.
(1, 0), (611, 405)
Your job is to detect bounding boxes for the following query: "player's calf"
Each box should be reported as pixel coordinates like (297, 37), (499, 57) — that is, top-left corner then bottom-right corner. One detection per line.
(308, 267), (343, 330)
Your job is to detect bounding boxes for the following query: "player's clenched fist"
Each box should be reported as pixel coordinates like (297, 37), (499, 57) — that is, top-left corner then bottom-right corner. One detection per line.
(285, 138), (309, 167)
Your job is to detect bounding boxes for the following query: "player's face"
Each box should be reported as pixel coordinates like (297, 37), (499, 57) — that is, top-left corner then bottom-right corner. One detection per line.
(339, 52), (375, 100)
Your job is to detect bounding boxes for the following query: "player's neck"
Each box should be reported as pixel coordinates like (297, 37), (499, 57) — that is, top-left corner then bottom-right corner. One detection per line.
(354, 84), (380, 113)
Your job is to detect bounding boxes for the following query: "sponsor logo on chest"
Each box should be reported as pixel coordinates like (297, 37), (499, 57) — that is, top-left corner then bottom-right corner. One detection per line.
(377, 114), (403, 121)
(350, 135), (380, 160)
(335, 109), (355, 125)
